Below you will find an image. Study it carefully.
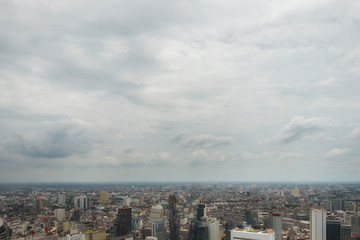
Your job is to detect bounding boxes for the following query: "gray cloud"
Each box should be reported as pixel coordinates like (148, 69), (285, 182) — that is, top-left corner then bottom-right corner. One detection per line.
(1, 0), (360, 182)
(4, 119), (91, 159)
(171, 132), (234, 148)
(270, 116), (332, 144)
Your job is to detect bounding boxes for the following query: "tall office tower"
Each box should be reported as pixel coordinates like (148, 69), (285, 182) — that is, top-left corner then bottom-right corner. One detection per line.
(149, 205), (164, 224)
(340, 225), (351, 240)
(36, 195), (43, 213)
(58, 193), (66, 207)
(0, 218), (11, 240)
(197, 204), (207, 221)
(100, 191), (109, 203)
(351, 214), (360, 236)
(310, 209), (326, 240)
(74, 195), (89, 210)
(152, 222), (167, 240)
(196, 225), (209, 240)
(114, 208), (132, 237)
(272, 213), (282, 240)
(327, 199), (346, 211)
(326, 220), (340, 240)
(207, 218), (220, 240)
(169, 194), (180, 240)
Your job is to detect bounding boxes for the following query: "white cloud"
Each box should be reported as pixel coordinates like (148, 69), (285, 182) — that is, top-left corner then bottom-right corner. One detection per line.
(171, 132), (234, 148)
(350, 127), (360, 139)
(323, 148), (350, 159)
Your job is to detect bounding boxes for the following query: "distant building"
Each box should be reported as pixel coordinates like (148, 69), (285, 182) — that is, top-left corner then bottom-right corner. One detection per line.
(152, 222), (166, 240)
(74, 195), (89, 210)
(99, 191), (109, 204)
(149, 205), (164, 224)
(327, 199), (345, 211)
(114, 208), (132, 238)
(310, 209), (326, 240)
(230, 229), (274, 240)
(340, 225), (351, 240)
(169, 195), (180, 240)
(207, 218), (220, 240)
(351, 214), (360, 236)
(145, 237), (157, 240)
(272, 213), (282, 240)
(58, 194), (66, 207)
(55, 209), (66, 221)
(326, 220), (340, 240)
(197, 204), (206, 221)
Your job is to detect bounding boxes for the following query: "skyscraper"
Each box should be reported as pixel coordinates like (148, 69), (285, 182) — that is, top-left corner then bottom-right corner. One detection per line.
(272, 213), (282, 240)
(310, 209), (326, 240)
(58, 193), (66, 207)
(326, 220), (340, 240)
(152, 222), (167, 240)
(207, 218), (220, 240)
(74, 195), (89, 210)
(169, 194), (180, 240)
(340, 225), (351, 240)
(197, 204), (206, 221)
(114, 208), (132, 238)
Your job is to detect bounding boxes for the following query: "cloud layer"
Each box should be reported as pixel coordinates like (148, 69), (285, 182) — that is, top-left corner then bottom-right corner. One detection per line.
(1, 0), (360, 182)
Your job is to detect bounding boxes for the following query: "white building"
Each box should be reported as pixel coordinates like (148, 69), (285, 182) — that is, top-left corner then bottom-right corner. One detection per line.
(272, 213), (282, 240)
(207, 218), (220, 240)
(55, 209), (66, 221)
(149, 205), (164, 224)
(230, 229), (275, 240)
(310, 209), (326, 240)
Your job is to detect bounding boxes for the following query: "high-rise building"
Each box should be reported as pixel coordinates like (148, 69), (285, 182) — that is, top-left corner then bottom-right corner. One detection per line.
(351, 214), (360, 236)
(0, 218), (11, 240)
(100, 191), (109, 204)
(340, 225), (351, 240)
(114, 208), (132, 238)
(207, 218), (220, 240)
(196, 225), (208, 240)
(197, 204), (206, 221)
(58, 193), (66, 207)
(55, 208), (66, 221)
(152, 222), (167, 240)
(272, 213), (282, 240)
(310, 209), (326, 240)
(169, 194), (180, 240)
(230, 229), (274, 240)
(74, 195), (89, 210)
(326, 220), (340, 240)
(326, 199), (345, 211)
(149, 205), (164, 224)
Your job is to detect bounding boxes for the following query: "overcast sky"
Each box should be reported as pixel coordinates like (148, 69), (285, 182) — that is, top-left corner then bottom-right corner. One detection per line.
(1, 0), (359, 183)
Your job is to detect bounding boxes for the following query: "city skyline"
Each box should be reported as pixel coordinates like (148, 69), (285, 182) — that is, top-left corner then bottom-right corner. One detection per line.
(0, 0), (360, 182)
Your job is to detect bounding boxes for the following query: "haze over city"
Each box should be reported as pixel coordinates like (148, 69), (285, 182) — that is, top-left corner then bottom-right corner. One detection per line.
(0, 0), (359, 182)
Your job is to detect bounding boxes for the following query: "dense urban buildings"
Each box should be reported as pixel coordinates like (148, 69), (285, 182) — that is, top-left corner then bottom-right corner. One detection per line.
(1, 183), (360, 240)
